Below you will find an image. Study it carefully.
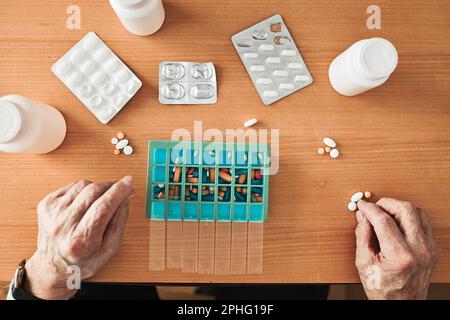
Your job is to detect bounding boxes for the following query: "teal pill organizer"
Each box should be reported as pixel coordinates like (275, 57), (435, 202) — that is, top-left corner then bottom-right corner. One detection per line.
(146, 140), (270, 222)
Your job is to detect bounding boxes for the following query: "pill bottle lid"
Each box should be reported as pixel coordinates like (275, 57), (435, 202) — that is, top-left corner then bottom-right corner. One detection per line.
(0, 100), (22, 144)
(359, 38), (398, 80)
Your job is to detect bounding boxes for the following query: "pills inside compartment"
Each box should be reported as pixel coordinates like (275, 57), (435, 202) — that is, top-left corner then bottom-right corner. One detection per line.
(152, 184), (166, 200)
(52, 32), (142, 124)
(168, 184), (181, 200)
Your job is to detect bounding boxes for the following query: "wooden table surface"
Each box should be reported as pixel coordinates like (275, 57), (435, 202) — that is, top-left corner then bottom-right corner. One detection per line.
(0, 0), (449, 283)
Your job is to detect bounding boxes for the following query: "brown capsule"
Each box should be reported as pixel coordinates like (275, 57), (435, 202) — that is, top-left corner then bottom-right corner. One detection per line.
(218, 170), (232, 183)
(209, 168), (216, 183)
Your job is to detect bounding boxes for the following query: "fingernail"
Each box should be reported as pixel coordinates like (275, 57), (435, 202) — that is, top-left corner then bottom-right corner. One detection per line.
(356, 211), (365, 223)
(123, 175), (133, 184)
(356, 200), (366, 210)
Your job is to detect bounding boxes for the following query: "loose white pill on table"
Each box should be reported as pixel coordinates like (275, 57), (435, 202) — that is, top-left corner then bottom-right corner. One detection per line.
(244, 119), (258, 127)
(115, 139), (129, 150)
(348, 201), (357, 211)
(123, 145), (133, 155)
(317, 147), (325, 155)
(323, 137), (337, 148)
(330, 148), (340, 158)
(351, 192), (364, 203)
(364, 191), (372, 199)
(111, 137), (119, 145)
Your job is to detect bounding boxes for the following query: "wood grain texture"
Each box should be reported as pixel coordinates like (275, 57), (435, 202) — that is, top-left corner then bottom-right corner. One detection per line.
(0, 0), (449, 283)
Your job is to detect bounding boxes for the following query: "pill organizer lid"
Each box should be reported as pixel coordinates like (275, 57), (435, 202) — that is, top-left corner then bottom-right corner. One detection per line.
(0, 100), (22, 144)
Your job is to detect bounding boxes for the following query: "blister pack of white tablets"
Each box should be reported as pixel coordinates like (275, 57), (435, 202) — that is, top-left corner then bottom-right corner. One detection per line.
(231, 14), (313, 105)
(158, 62), (217, 104)
(52, 32), (142, 124)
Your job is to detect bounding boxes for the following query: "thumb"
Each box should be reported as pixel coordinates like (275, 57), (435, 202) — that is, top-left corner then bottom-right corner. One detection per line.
(355, 211), (377, 270)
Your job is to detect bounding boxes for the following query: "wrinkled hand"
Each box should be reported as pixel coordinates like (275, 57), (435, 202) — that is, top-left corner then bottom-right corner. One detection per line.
(355, 198), (439, 300)
(24, 176), (134, 299)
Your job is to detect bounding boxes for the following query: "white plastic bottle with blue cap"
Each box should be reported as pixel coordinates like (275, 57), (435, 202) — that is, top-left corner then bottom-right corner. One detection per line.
(0, 95), (66, 154)
(109, 0), (165, 36)
(329, 38), (398, 96)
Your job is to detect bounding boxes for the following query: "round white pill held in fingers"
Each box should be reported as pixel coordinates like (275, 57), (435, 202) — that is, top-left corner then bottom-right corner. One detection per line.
(111, 137), (119, 145)
(348, 201), (357, 211)
(123, 145), (133, 155)
(351, 192), (364, 203)
(323, 137), (337, 148)
(116, 139), (129, 150)
(244, 119), (258, 128)
(330, 148), (340, 158)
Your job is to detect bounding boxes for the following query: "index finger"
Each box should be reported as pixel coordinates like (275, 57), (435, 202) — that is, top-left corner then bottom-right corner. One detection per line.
(77, 176), (134, 236)
(357, 200), (410, 257)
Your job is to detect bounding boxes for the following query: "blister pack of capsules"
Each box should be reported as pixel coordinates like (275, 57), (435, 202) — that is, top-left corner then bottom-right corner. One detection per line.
(159, 62), (217, 104)
(52, 32), (142, 124)
(231, 14), (313, 105)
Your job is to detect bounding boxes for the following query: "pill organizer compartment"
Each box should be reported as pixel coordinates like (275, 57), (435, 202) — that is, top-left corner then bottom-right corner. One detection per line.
(231, 14), (313, 105)
(52, 32), (142, 124)
(146, 141), (270, 222)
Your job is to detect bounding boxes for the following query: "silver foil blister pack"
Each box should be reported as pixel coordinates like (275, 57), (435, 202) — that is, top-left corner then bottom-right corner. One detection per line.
(231, 14), (313, 105)
(158, 62), (217, 104)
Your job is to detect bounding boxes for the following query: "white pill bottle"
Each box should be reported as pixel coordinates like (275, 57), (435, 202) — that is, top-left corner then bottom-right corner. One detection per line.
(0, 95), (67, 154)
(329, 38), (398, 96)
(109, 0), (165, 36)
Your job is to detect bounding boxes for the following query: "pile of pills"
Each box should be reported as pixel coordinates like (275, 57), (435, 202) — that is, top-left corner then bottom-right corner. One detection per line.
(111, 132), (134, 155)
(317, 137), (340, 159)
(347, 191), (372, 211)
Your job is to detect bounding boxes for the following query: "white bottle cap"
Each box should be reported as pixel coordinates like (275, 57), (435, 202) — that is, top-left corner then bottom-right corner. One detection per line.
(358, 38), (398, 80)
(0, 100), (22, 144)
